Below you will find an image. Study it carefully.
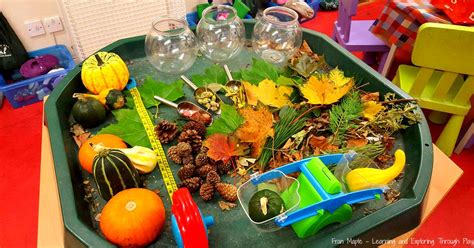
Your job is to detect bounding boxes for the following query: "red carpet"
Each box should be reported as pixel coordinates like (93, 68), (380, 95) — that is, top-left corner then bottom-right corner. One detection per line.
(0, 1), (473, 247)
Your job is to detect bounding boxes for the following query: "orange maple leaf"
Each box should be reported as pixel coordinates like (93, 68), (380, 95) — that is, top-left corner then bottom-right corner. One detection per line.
(235, 107), (274, 157)
(203, 134), (247, 163)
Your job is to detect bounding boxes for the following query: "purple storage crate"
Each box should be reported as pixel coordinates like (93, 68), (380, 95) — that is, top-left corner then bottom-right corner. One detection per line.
(0, 45), (75, 108)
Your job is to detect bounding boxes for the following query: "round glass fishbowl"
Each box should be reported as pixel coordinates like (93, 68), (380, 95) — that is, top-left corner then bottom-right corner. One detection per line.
(145, 17), (197, 74)
(196, 5), (245, 63)
(252, 6), (302, 65)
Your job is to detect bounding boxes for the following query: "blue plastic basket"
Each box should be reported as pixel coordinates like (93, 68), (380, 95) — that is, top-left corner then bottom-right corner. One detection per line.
(0, 45), (75, 108)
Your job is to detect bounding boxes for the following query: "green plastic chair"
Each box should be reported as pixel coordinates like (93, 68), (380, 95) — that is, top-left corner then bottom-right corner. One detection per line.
(393, 23), (474, 156)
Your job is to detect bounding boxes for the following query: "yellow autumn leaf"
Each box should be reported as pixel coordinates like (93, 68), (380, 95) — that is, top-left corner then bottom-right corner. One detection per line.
(243, 79), (293, 108)
(363, 101), (385, 120)
(299, 71), (354, 105)
(329, 67), (352, 87)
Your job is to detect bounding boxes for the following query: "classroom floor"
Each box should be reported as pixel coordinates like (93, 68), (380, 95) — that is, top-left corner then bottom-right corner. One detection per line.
(0, 1), (473, 247)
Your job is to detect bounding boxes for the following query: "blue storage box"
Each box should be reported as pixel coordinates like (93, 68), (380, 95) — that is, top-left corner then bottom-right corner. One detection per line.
(0, 45), (75, 108)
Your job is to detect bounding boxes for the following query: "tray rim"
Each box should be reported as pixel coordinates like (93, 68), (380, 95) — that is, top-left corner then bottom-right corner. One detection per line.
(45, 20), (433, 247)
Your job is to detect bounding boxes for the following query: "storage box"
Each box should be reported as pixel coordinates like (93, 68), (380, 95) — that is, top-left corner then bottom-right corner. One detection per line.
(0, 45), (75, 108)
(45, 21), (433, 247)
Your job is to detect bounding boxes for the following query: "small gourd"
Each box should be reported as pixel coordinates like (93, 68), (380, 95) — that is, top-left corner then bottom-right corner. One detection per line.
(71, 95), (106, 128)
(73, 88), (126, 110)
(345, 149), (406, 192)
(92, 147), (141, 200)
(81, 52), (129, 94)
(248, 189), (285, 222)
(94, 144), (158, 174)
(100, 188), (166, 247)
(78, 134), (127, 173)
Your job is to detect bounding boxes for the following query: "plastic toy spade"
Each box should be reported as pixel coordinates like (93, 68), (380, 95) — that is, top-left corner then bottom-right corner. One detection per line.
(180, 75), (222, 114)
(154, 95), (213, 125)
(238, 153), (384, 239)
(171, 188), (214, 248)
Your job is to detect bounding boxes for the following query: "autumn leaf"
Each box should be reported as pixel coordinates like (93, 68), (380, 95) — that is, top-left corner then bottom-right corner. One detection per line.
(346, 138), (368, 148)
(299, 68), (354, 105)
(235, 107), (274, 157)
(243, 79), (293, 108)
(203, 134), (247, 163)
(308, 135), (339, 155)
(363, 101), (385, 120)
(361, 92), (380, 102)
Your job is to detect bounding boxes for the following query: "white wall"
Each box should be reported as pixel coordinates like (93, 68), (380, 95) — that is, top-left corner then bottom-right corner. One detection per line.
(0, 0), (227, 55)
(0, 0), (73, 53)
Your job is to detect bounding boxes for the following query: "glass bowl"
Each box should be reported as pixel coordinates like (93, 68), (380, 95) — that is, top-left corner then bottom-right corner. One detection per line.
(145, 17), (197, 74)
(237, 170), (300, 232)
(252, 6), (302, 65)
(196, 5), (245, 63)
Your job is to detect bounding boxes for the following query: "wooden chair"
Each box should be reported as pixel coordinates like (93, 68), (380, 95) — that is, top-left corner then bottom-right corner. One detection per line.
(393, 23), (474, 156)
(333, 0), (390, 74)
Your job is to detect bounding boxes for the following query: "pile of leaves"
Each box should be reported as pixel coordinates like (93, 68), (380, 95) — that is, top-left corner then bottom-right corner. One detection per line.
(96, 41), (421, 203)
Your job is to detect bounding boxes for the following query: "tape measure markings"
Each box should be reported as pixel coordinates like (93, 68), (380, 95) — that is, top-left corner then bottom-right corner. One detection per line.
(129, 86), (178, 200)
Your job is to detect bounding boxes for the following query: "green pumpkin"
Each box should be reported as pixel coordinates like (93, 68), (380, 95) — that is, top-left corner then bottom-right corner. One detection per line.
(92, 148), (141, 201)
(71, 96), (106, 128)
(248, 189), (285, 222)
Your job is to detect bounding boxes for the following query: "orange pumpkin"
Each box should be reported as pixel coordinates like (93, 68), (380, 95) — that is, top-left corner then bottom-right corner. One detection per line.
(100, 188), (166, 247)
(78, 134), (127, 173)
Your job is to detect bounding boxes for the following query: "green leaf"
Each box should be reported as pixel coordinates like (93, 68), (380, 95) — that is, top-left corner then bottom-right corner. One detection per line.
(206, 104), (244, 136)
(241, 58), (279, 84)
(125, 76), (184, 109)
(191, 64), (228, 87)
(98, 108), (151, 148)
(276, 75), (297, 86)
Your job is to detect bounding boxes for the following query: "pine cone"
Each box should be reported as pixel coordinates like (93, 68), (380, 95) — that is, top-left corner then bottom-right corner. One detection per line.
(155, 120), (178, 144)
(178, 164), (195, 181)
(182, 155), (194, 165)
(216, 160), (232, 175)
(167, 146), (181, 164)
(175, 142), (192, 156)
(206, 170), (221, 185)
(167, 142), (192, 165)
(178, 177), (202, 193)
(197, 164), (216, 178)
(182, 121), (206, 137)
(216, 183), (238, 202)
(199, 183), (215, 201)
(178, 130), (202, 153)
(195, 152), (209, 168)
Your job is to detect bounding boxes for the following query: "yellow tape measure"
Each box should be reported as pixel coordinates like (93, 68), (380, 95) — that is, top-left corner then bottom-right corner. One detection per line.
(127, 78), (178, 200)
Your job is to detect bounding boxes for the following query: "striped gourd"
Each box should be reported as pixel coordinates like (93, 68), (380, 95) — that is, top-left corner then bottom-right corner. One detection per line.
(92, 148), (140, 201)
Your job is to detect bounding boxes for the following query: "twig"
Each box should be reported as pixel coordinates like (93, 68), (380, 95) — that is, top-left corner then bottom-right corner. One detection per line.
(380, 99), (417, 105)
(355, 82), (370, 90)
(291, 105), (322, 125)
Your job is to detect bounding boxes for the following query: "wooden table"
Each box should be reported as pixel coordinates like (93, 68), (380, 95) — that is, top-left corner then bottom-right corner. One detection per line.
(37, 117), (464, 248)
